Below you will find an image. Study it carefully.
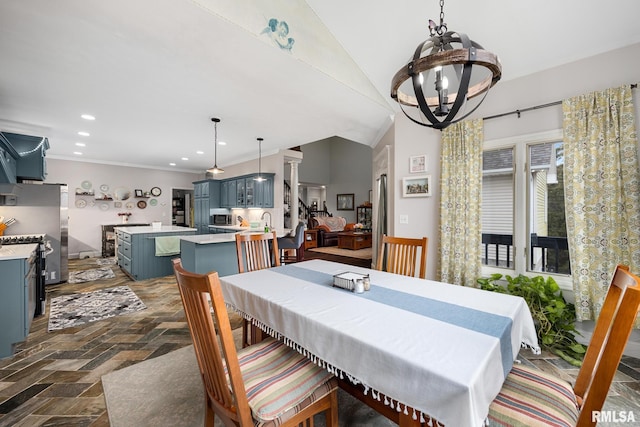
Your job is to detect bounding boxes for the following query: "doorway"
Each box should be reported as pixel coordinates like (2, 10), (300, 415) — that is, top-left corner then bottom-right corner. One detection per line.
(172, 188), (194, 227)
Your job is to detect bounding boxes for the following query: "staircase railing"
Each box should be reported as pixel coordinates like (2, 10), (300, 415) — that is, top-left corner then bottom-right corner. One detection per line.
(284, 181), (311, 222)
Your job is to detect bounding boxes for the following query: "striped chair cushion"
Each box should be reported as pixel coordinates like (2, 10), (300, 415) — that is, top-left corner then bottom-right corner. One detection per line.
(488, 365), (579, 427)
(236, 337), (336, 425)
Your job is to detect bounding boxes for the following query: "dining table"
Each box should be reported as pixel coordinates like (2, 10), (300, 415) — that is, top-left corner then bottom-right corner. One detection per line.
(218, 259), (540, 427)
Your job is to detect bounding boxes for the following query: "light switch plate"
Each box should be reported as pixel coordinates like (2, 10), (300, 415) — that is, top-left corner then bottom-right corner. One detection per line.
(399, 214), (408, 224)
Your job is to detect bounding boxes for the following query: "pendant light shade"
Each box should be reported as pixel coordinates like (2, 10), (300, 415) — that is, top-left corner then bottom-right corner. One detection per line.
(207, 117), (224, 174)
(254, 137), (265, 182)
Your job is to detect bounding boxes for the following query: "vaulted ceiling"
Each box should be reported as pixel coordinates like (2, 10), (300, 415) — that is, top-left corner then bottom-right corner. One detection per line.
(1, 0), (639, 172)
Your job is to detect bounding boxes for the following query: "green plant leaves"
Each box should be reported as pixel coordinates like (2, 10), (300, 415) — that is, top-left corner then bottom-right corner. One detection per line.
(477, 272), (585, 366)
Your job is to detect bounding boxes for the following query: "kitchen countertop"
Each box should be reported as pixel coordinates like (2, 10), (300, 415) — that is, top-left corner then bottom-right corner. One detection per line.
(182, 228), (292, 245)
(0, 243), (37, 261)
(115, 225), (197, 234)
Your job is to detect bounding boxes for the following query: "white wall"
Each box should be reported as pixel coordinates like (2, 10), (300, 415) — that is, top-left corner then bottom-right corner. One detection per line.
(383, 42), (640, 280)
(45, 159), (200, 257)
(390, 116), (440, 279)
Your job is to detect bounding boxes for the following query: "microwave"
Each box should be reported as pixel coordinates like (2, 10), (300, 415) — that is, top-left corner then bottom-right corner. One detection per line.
(212, 214), (232, 225)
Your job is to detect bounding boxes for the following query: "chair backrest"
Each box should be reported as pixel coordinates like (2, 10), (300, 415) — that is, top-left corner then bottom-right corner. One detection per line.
(292, 221), (305, 246)
(235, 231), (281, 273)
(574, 264), (640, 425)
(376, 234), (428, 279)
(172, 258), (254, 426)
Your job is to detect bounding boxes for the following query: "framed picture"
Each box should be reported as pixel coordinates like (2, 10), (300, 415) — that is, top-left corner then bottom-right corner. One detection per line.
(402, 175), (432, 197)
(135, 189), (143, 197)
(337, 193), (355, 210)
(409, 154), (427, 173)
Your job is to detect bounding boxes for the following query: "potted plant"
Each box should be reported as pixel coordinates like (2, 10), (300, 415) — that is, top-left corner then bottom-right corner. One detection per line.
(477, 273), (586, 366)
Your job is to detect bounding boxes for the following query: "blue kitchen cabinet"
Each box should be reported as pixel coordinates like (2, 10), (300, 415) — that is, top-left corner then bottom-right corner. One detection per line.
(116, 227), (196, 280)
(0, 255), (36, 358)
(193, 180), (221, 234)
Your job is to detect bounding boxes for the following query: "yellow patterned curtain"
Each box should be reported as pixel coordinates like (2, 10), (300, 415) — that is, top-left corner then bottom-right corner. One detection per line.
(438, 119), (483, 286)
(563, 85), (640, 322)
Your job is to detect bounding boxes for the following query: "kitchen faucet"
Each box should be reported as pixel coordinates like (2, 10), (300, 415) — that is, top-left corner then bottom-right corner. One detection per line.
(260, 211), (272, 231)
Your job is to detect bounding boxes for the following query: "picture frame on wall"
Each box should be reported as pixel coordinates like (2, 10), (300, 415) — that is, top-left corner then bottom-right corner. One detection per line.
(135, 189), (144, 197)
(337, 193), (355, 210)
(409, 154), (427, 173)
(402, 175), (431, 197)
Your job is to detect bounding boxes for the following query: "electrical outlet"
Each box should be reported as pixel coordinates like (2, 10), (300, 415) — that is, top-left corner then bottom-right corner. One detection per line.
(399, 214), (409, 224)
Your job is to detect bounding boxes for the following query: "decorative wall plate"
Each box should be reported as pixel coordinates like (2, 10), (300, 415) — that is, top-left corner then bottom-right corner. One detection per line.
(113, 187), (132, 201)
(149, 198), (158, 206)
(114, 202), (122, 208)
(75, 199), (87, 208)
(126, 202), (134, 209)
(100, 203), (109, 211)
(137, 200), (147, 209)
(150, 186), (162, 197)
(81, 180), (92, 190)
(100, 184), (109, 192)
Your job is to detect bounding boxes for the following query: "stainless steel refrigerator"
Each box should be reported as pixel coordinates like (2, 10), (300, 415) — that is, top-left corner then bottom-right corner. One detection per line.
(0, 183), (68, 284)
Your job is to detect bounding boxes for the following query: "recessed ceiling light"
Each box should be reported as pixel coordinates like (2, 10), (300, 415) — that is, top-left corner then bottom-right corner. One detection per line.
(218, 141), (227, 146)
(81, 114), (95, 120)
(75, 142), (86, 147)
(181, 157), (189, 161)
(78, 131), (90, 137)
(169, 162), (176, 166)
(196, 150), (204, 155)
(73, 151), (83, 155)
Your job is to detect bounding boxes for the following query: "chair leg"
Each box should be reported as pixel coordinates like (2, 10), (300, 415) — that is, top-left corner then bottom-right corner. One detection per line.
(325, 389), (338, 427)
(242, 319), (250, 348)
(205, 397), (215, 427)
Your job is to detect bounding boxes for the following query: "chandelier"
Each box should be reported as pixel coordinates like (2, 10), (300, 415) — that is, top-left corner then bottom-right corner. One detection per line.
(207, 117), (224, 174)
(390, 0), (502, 130)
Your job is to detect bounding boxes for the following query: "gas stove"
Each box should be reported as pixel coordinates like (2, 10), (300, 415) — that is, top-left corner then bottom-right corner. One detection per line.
(0, 234), (46, 245)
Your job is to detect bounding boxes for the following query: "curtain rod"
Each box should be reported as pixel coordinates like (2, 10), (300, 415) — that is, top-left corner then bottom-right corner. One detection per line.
(483, 83), (638, 121)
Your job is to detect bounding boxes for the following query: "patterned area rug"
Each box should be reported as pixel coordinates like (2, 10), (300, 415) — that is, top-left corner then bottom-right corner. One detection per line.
(67, 267), (116, 283)
(96, 257), (117, 266)
(48, 285), (146, 331)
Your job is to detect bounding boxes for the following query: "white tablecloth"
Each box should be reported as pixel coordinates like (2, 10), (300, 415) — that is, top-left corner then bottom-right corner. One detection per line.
(219, 260), (539, 427)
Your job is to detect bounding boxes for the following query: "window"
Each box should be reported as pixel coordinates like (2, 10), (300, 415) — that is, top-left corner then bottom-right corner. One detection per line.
(481, 130), (571, 289)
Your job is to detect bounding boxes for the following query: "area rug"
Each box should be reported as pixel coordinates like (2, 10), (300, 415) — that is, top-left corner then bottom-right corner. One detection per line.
(309, 246), (373, 260)
(102, 341), (395, 427)
(48, 285), (146, 331)
(95, 257), (117, 266)
(67, 267), (116, 283)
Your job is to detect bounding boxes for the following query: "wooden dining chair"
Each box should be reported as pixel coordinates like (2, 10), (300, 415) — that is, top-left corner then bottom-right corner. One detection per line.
(488, 264), (640, 427)
(376, 234), (428, 279)
(172, 259), (338, 427)
(235, 231), (280, 347)
(235, 231), (280, 273)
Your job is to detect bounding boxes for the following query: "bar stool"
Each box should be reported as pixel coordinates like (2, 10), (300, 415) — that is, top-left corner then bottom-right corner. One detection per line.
(277, 222), (305, 264)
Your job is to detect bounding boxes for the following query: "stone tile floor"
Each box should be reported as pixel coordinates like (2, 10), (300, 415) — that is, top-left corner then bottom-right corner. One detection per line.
(0, 257), (639, 426)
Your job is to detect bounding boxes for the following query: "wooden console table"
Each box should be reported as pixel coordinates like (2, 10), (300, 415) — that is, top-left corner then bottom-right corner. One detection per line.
(337, 231), (372, 250)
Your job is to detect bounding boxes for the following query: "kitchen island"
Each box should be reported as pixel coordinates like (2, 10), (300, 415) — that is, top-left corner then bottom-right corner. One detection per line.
(115, 225), (196, 280)
(180, 228), (291, 276)
(0, 244), (37, 358)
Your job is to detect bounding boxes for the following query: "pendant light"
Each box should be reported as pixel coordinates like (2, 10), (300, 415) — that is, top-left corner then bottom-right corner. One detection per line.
(207, 117), (224, 174)
(390, 0), (501, 130)
(254, 137), (265, 182)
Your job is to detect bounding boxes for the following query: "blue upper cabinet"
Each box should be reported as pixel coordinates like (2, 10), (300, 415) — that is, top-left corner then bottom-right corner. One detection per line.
(194, 174), (274, 212)
(0, 132), (49, 182)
